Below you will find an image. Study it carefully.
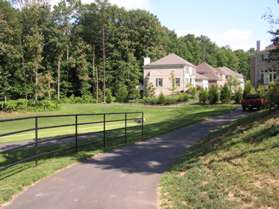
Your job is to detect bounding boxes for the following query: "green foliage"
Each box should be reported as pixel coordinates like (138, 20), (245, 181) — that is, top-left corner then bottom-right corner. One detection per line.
(0, 99), (60, 112)
(115, 84), (128, 102)
(199, 89), (208, 104)
(144, 93), (189, 105)
(257, 85), (268, 98)
(105, 89), (113, 103)
(233, 88), (243, 104)
(267, 83), (279, 107)
(243, 80), (256, 98)
(0, 0), (250, 103)
(186, 86), (198, 99)
(144, 76), (155, 98)
(158, 93), (166, 104)
(208, 85), (220, 104)
(220, 84), (231, 103)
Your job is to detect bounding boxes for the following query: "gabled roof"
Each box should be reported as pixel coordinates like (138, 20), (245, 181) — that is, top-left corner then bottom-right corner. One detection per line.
(218, 67), (243, 79)
(196, 63), (221, 81)
(144, 53), (195, 68)
(195, 73), (208, 80)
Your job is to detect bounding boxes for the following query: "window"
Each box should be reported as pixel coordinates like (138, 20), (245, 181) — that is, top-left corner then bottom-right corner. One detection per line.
(176, 78), (180, 87)
(156, 78), (163, 87)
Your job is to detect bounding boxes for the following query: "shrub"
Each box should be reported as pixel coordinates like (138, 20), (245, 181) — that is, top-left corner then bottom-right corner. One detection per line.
(220, 84), (231, 103)
(177, 93), (189, 102)
(208, 85), (219, 104)
(199, 89), (208, 104)
(0, 99), (60, 112)
(116, 84), (128, 102)
(233, 88), (243, 104)
(257, 85), (268, 98)
(105, 89), (113, 103)
(243, 80), (256, 98)
(158, 93), (166, 104)
(267, 83), (279, 107)
(81, 95), (95, 103)
(186, 86), (198, 99)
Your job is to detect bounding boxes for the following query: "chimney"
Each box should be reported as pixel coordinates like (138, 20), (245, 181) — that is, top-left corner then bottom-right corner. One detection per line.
(144, 57), (150, 65)
(256, 40), (261, 51)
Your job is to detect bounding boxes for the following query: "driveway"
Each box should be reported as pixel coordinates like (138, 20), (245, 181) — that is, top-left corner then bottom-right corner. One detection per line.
(2, 108), (246, 209)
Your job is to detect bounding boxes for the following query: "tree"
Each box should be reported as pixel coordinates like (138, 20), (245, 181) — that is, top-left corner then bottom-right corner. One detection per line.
(199, 89), (208, 104)
(169, 71), (177, 94)
(243, 80), (256, 98)
(220, 84), (231, 103)
(115, 83), (128, 102)
(208, 85), (219, 104)
(144, 75), (155, 97)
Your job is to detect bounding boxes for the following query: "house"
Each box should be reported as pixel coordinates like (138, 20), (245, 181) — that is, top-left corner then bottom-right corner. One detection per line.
(196, 63), (225, 87)
(195, 73), (209, 89)
(143, 54), (196, 96)
(218, 66), (245, 90)
(250, 41), (279, 87)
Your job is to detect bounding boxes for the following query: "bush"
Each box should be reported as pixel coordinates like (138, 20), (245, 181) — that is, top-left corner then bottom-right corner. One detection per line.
(116, 84), (128, 102)
(208, 85), (219, 104)
(199, 89), (208, 104)
(186, 86), (198, 99)
(0, 99), (60, 112)
(233, 88), (243, 104)
(243, 80), (256, 98)
(105, 89), (113, 103)
(158, 93), (166, 104)
(220, 84), (231, 103)
(257, 85), (268, 98)
(267, 83), (279, 107)
(143, 93), (189, 105)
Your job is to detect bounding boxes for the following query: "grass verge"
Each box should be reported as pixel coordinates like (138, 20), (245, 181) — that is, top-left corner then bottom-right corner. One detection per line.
(160, 110), (279, 209)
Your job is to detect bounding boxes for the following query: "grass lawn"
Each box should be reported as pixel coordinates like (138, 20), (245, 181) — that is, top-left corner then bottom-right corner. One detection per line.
(160, 110), (279, 209)
(0, 103), (237, 206)
(0, 103), (236, 144)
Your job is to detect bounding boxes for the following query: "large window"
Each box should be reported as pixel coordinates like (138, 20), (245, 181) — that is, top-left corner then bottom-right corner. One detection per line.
(156, 78), (163, 87)
(176, 78), (180, 87)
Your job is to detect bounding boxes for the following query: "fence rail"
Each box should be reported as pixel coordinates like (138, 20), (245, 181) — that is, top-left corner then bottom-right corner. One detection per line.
(0, 112), (144, 171)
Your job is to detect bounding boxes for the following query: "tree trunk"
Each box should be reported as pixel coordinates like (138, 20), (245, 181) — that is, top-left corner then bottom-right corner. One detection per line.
(96, 67), (99, 103)
(102, 26), (106, 103)
(48, 79), (51, 100)
(57, 58), (61, 101)
(35, 69), (38, 102)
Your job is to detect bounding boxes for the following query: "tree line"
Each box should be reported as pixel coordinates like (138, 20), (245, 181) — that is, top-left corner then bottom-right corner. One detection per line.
(0, 0), (254, 103)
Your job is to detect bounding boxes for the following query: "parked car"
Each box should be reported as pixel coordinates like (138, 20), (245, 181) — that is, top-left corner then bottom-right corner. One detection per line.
(241, 94), (268, 111)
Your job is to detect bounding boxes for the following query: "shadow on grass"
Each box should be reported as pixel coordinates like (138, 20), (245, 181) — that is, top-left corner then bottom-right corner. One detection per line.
(181, 110), (279, 170)
(0, 107), (236, 178)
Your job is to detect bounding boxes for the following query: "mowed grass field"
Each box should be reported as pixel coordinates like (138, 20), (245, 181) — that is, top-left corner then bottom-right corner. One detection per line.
(160, 110), (279, 209)
(0, 103), (237, 144)
(0, 103), (237, 205)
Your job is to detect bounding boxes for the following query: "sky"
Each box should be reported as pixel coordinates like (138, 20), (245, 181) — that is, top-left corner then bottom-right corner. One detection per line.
(50, 0), (279, 51)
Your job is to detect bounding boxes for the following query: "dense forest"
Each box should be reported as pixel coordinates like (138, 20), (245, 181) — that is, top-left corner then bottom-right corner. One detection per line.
(0, 0), (254, 102)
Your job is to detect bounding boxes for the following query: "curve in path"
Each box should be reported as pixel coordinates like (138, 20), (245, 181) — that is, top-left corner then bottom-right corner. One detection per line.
(3, 109), (245, 209)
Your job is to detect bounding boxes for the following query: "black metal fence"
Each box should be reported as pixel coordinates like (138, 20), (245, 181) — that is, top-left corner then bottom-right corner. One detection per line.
(0, 112), (144, 171)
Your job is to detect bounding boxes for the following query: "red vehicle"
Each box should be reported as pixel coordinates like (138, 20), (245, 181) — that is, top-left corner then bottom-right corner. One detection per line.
(241, 95), (268, 111)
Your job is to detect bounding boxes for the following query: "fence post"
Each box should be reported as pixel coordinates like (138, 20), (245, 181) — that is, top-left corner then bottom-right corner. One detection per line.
(141, 112), (144, 137)
(125, 113), (127, 144)
(75, 115), (78, 152)
(103, 113), (106, 148)
(34, 116), (38, 166)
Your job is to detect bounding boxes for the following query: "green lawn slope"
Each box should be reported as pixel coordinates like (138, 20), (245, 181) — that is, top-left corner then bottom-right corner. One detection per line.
(161, 110), (279, 209)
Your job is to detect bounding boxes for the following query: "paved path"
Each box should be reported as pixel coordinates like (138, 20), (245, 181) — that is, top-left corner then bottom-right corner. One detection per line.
(2, 109), (246, 209)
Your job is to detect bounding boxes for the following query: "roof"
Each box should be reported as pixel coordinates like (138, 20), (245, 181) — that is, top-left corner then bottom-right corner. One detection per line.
(195, 73), (208, 80)
(218, 67), (243, 79)
(144, 53), (195, 69)
(196, 63), (221, 81)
